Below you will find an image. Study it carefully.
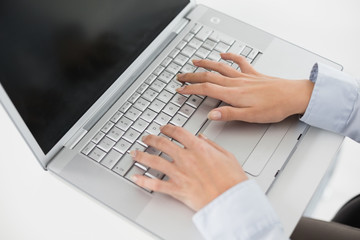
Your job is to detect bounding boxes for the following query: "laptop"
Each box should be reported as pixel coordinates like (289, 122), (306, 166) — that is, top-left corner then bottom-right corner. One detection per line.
(0, 0), (342, 239)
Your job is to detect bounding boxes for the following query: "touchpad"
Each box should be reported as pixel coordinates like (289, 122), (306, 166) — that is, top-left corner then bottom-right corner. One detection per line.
(203, 120), (269, 166)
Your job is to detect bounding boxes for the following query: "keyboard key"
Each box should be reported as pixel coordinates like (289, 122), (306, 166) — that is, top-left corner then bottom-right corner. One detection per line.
(145, 168), (165, 179)
(82, 142), (96, 155)
(162, 102), (179, 116)
(157, 90), (173, 103)
(112, 154), (134, 176)
(241, 46), (252, 57)
(101, 149), (122, 169)
(179, 104), (195, 118)
(89, 147), (106, 162)
(137, 132), (150, 147)
(140, 108), (157, 122)
(134, 162), (149, 171)
(124, 107), (142, 121)
(148, 99), (166, 113)
(128, 142), (147, 153)
(114, 139), (132, 154)
(110, 111), (123, 123)
(92, 131), (105, 144)
(176, 40), (187, 50)
(123, 128), (141, 143)
(170, 113), (187, 127)
(173, 54), (189, 66)
(195, 27), (213, 41)
(171, 93), (187, 106)
(142, 88), (158, 102)
(203, 39), (217, 50)
(188, 38), (203, 49)
(188, 55), (201, 65)
(136, 83), (149, 94)
(186, 95), (203, 108)
(161, 57), (172, 67)
(195, 47), (210, 59)
(166, 62), (182, 75)
(131, 118), (149, 133)
(116, 116), (133, 131)
(153, 65), (165, 76)
(158, 71), (174, 83)
(106, 126), (124, 142)
(145, 146), (161, 156)
(248, 49), (259, 59)
(125, 165), (146, 182)
(97, 136), (116, 152)
(215, 42), (230, 53)
(119, 101), (132, 113)
(144, 74), (157, 85)
(190, 24), (202, 34)
(134, 98), (150, 111)
(150, 79), (166, 92)
(180, 63), (197, 73)
(168, 49), (180, 58)
(181, 46), (196, 58)
(165, 80), (182, 94)
(128, 92), (141, 103)
(183, 32), (195, 42)
(146, 122), (161, 135)
(154, 112), (171, 125)
(207, 51), (221, 61)
(101, 121), (114, 134)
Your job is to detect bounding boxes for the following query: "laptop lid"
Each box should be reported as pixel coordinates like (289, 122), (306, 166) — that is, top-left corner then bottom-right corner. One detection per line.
(0, 0), (193, 168)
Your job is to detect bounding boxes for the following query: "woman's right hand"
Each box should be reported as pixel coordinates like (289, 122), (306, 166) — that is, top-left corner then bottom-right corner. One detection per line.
(176, 53), (314, 123)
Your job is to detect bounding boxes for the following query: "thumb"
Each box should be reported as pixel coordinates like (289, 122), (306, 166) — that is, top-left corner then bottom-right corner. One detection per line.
(208, 106), (253, 122)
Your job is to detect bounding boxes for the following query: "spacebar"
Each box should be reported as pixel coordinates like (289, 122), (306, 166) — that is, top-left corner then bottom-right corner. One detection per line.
(183, 97), (220, 135)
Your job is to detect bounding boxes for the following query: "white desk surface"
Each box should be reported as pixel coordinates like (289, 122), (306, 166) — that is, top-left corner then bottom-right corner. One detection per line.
(0, 0), (358, 239)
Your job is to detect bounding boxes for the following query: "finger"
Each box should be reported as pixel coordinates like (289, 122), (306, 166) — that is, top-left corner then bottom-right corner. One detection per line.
(177, 71), (235, 87)
(198, 133), (228, 155)
(142, 134), (183, 158)
(192, 59), (241, 78)
(207, 106), (257, 122)
(220, 53), (258, 75)
(132, 175), (176, 194)
(160, 124), (198, 149)
(132, 151), (177, 178)
(176, 83), (233, 103)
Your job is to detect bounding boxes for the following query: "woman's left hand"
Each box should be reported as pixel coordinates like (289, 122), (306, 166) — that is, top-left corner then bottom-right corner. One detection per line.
(131, 124), (248, 211)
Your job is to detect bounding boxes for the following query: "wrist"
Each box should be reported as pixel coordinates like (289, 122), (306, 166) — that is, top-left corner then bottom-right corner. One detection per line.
(292, 80), (314, 115)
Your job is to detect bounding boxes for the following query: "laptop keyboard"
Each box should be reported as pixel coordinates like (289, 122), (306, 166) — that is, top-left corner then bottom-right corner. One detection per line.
(80, 23), (261, 192)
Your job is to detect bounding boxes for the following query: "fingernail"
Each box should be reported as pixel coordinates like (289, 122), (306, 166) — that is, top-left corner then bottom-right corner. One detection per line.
(131, 175), (138, 182)
(192, 59), (200, 64)
(159, 125), (165, 130)
(142, 135), (148, 141)
(130, 150), (137, 158)
(176, 86), (185, 92)
(176, 73), (184, 80)
(208, 110), (221, 120)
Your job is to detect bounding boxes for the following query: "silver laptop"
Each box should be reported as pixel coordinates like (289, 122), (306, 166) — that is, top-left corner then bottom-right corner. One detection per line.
(0, 1), (342, 239)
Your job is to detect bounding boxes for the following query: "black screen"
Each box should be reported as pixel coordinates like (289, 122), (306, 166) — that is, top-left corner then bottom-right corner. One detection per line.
(0, 0), (189, 153)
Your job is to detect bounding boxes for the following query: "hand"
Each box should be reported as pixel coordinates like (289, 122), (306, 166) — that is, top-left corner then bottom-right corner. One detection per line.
(176, 53), (314, 123)
(131, 124), (248, 211)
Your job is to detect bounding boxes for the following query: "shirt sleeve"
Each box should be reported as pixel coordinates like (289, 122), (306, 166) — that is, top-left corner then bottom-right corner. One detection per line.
(300, 63), (360, 142)
(193, 179), (288, 240)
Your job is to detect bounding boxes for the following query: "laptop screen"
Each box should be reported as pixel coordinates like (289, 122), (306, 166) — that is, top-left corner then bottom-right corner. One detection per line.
(0, 0), (189, 154)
